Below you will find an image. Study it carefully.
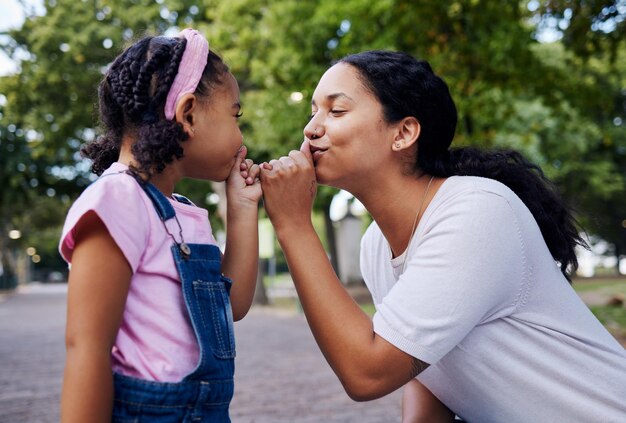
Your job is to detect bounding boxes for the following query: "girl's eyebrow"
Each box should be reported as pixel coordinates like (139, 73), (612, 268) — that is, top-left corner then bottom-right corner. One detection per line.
(311, 92), (355, 106)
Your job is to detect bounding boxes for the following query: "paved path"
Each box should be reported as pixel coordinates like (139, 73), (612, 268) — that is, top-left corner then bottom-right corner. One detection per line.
(232, 307), (401, 422)
(0, 283), (66, 423)
(0, 284), (401, 422)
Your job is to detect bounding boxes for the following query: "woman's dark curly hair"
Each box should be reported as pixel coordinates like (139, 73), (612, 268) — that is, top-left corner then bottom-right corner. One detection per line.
(82, 34), (229, 178)
(340, 50), (587, 280)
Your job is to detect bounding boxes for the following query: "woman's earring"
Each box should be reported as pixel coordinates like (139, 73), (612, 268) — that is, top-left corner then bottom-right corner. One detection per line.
(394, 142), (401, 149)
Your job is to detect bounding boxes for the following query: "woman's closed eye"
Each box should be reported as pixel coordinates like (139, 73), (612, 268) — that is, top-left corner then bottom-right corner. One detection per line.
(309, 109), (346, 120)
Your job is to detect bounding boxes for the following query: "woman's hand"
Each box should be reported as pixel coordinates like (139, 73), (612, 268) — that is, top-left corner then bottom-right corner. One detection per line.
(226, 145), (262, 208)
(260, 139), (317, 231)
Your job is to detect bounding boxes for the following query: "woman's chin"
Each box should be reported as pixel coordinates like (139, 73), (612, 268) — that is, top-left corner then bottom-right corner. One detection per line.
(313, 166), (326, 184)
(314, 170), (337, 188)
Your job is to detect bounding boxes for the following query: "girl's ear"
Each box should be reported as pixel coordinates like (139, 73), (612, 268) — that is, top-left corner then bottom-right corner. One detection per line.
(391, 117), (421, 152)
(174, 93), (197, 136)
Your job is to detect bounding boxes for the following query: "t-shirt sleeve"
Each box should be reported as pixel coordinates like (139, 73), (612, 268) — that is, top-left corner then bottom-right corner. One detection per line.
(58, 175), (151, 273)
(372, 188), (527, 365)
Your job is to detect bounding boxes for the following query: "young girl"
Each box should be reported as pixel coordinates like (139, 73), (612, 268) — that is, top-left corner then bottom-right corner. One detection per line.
(59, 29), (261, 422)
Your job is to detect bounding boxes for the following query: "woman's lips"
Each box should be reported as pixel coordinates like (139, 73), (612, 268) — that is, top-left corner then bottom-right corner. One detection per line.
(312, 149), (326, 163)
(310, 144), (327, 164)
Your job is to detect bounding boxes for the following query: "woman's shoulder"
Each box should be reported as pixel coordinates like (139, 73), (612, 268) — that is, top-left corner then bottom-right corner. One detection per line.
(421, 176), (528, 234)
(438, 175), (514, 198)
(430, 176), (521, 213)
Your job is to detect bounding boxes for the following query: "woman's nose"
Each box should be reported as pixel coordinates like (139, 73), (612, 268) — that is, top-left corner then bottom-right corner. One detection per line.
(304, 123), (322, 140)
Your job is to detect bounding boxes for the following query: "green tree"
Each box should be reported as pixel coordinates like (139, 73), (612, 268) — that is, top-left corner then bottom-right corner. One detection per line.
(531, 1), (626, 271)
(0, 0), (199, 282)
(1, 0), (624, 281)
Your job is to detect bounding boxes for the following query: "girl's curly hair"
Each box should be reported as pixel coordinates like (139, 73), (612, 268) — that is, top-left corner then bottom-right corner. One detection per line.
(83, 34), (229, 178)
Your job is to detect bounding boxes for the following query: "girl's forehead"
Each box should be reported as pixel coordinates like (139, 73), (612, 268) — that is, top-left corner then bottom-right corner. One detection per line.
(214, 73), (240, 100)
(223, 73), (239, 93)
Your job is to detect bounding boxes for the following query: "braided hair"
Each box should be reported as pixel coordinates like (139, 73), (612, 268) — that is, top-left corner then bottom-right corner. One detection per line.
(340, 50), (587, 280)
(83, 35), (229, 177)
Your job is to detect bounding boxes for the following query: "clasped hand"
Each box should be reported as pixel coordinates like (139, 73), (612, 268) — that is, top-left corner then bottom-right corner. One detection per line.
(236, 140), (318, 230)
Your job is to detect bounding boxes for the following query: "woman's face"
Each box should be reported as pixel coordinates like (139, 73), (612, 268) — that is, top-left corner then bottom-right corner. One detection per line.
(304, 63), (397, 191)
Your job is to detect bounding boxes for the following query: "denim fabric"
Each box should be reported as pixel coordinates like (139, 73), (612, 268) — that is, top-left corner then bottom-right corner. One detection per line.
(112, 182), (235, 423)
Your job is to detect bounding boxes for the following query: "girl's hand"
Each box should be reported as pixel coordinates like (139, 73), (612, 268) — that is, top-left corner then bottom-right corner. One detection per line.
(260, 139), (317, 231)
(226, 145), (262, 207)
(240, 157), (261, 186)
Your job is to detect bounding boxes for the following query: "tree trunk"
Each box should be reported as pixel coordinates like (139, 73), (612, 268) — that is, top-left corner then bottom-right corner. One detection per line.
(253, 259), (269, 305)
(615, 244), (623, 276)
(323, 205), (340, 276)
(0, 237), (18, 290)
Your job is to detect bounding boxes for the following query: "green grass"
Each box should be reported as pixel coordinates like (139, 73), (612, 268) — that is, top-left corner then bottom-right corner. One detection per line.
(360, 303), (376, 317)
(263, 275), (626, 345)
(572, 278), (626, 292)
(590, 305), (626, 328)
(263, 273), (294, 288)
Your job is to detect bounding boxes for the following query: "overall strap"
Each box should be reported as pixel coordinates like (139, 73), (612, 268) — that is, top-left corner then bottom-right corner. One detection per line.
(141, 179), (192, 258)
(142, 182), (176, 221)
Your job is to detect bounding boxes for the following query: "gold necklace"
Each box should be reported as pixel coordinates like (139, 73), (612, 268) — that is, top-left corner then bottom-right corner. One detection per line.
(399, 175), (435, 274)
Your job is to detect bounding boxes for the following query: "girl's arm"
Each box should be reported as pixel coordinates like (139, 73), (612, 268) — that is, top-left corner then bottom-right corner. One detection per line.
(221, 146), (261, 321)
(61, 211), (132, 423)
(259, 144), (426, 401)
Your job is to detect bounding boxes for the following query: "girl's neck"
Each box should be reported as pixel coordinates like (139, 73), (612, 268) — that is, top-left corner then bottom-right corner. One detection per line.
(118, 140), (180, 197)
(149, 171), (179, 198)
(354, 174), (443, 258)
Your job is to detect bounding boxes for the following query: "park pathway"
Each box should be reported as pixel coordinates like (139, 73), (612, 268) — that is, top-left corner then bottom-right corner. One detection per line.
(0, 284), (401, 423)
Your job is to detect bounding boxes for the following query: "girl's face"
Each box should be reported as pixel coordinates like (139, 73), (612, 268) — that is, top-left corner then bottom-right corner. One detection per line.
(304, 63), (397, 191)
(184, 73), (243, 181)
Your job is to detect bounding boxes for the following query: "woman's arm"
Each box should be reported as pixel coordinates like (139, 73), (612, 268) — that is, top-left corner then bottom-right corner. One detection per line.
(62, 211), (132, 423)
(402, 379), (455, 423)
(260, 145), (426, 401)
(221, 146), (261, 321)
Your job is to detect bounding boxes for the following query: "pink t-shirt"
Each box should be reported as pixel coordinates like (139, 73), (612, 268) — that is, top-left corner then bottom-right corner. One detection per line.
(59, 162), (219, 382)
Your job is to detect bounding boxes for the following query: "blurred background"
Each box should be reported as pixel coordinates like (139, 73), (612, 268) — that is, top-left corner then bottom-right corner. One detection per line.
(0, 0), (624, 335)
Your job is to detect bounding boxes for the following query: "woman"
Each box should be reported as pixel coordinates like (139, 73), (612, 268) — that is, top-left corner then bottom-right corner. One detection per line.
(259, 50), (626, 422)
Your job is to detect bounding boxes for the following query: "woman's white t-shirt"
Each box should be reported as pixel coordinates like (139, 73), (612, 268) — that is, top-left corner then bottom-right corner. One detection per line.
(360, 176), (626, 423)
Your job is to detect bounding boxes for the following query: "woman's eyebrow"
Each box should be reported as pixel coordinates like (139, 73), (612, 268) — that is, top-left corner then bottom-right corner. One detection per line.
(311, 92), (355, 106)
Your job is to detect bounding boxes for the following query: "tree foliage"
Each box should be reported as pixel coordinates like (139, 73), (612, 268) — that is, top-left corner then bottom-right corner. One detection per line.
(0, 0), (624, 278)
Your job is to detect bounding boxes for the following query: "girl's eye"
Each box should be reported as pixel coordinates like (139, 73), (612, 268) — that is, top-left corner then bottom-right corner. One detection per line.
(331, 110), (346, 115)
(235, 111), (243, 118)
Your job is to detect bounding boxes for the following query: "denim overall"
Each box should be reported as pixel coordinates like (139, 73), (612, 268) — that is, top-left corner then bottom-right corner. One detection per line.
(112, 181), (235, 423)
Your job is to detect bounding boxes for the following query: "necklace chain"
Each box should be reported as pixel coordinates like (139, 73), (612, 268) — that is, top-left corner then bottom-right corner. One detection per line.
(400, 175), (435, 274)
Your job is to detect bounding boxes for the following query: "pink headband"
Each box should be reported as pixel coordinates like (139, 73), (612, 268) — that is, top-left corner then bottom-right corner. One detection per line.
(164, 28), (209, 120)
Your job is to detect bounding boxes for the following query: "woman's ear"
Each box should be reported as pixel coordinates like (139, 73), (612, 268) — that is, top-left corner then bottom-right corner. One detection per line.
(174, 93), (197, 136)
(391, 117), (421, 151)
